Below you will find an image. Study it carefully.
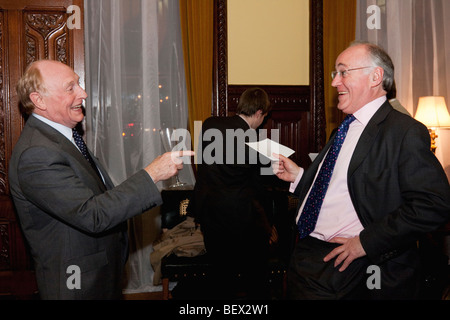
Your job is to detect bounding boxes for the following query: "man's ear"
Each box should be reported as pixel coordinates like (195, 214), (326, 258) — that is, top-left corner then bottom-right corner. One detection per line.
(29, 92), (46, 111)
(371, 67), (384, 88)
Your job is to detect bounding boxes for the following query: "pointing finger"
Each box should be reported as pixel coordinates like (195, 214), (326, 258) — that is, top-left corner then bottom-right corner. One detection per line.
(172, 150), (195, 157)
(170, 151), (194, 164)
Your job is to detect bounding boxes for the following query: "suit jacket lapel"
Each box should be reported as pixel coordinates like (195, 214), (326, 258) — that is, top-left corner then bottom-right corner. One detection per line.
(60, 139), (109, 191)
(348, 101), (393, 178)
(28, 116), (108, 191)
(295, 101), (393, 205)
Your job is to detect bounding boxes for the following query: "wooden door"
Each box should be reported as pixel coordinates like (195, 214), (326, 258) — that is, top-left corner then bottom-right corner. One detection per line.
(0, 0), (84, 299)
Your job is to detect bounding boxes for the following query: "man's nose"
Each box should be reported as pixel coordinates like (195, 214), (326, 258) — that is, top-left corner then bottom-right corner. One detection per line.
(331, 74), (341, 87)
(78, 86), (88, 99)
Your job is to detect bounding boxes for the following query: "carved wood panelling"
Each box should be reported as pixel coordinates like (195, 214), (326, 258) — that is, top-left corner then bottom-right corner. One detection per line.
(268, 115), (308, 166)
(213, 0), (228, 117)
(0, 194), (31, 272)
(0, 8), (72, 196)
(0, 221), (10, 270)
(0, 10), (6, 195)
(0, 0), (84, 298)
(24, 9), (71, 66)
(227, 85), (310, 165)
(310, 0), (326, 152)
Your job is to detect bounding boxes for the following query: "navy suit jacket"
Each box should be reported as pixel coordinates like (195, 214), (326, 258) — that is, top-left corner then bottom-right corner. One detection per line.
(293, 101), (450, 297)
(9, 115), (162, 299)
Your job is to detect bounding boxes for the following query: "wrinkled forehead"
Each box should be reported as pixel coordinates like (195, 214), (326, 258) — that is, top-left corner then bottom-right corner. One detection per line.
(38, 61), (79, 90)
(335, 45), (370, 69)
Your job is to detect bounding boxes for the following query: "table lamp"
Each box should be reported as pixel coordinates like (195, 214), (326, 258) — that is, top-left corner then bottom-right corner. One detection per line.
(414, 96), (450, 153)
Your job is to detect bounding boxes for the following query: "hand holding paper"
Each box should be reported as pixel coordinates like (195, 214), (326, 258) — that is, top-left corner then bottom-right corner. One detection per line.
(246, 138), (295, 161)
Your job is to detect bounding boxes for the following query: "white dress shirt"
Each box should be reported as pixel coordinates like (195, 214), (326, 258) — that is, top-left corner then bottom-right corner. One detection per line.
(291, 96), (386, 241)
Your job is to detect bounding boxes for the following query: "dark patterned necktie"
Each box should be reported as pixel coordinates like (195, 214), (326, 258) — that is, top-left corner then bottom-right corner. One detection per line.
(297, 114), (356, 239)
(72, 128), (102, 179)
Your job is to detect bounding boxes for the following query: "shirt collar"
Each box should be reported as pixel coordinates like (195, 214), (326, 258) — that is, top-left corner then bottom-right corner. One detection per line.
(353, 96), (387, 126)
(32, 113), (74, 142)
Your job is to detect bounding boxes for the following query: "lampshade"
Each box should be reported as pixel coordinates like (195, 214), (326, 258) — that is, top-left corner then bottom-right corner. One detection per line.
(414, 96), (450, 128)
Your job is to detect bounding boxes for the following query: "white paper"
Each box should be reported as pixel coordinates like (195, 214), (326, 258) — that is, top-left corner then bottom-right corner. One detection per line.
(246, 138), (295, 161)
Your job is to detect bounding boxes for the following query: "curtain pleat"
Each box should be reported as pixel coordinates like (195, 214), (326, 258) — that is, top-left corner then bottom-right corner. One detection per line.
(85, 0), (194, 293)
(179, 0), (214, 138)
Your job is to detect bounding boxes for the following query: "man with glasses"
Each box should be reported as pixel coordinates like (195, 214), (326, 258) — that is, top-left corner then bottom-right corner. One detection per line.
(273, 41), (450, 299)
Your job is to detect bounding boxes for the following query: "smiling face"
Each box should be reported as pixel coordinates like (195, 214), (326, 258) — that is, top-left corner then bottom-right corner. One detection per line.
(331, 44), (386, 115)
(31, 60), (87, 128)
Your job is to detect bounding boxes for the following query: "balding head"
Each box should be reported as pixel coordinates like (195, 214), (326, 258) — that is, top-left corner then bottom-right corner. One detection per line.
(17, 59), (87, 128)
(17, 60), (78, 115)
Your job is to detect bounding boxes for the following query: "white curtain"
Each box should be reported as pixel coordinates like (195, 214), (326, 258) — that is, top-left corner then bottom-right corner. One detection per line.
(84, 0), (195, 293)
(356, 0), (450, 180)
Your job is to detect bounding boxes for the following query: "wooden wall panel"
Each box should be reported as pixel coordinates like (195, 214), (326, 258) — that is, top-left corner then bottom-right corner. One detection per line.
(24, 10), (71, 65)
(0, 0), (84, 299)
(0, 10), (6, 196)
(227, 85), (312, 166)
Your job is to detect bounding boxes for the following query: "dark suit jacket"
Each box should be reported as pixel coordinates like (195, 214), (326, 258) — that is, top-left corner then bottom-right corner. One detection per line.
(188, 115), (272, 252)
(8, 115), (163, 299)
(293, 101), (450, 297)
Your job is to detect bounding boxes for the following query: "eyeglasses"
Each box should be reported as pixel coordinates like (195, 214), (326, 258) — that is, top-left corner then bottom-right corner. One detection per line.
(331, 66), (374, 80)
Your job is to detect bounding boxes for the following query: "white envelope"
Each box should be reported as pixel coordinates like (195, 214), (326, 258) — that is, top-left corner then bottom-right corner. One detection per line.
(246, 138), (295, 161)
